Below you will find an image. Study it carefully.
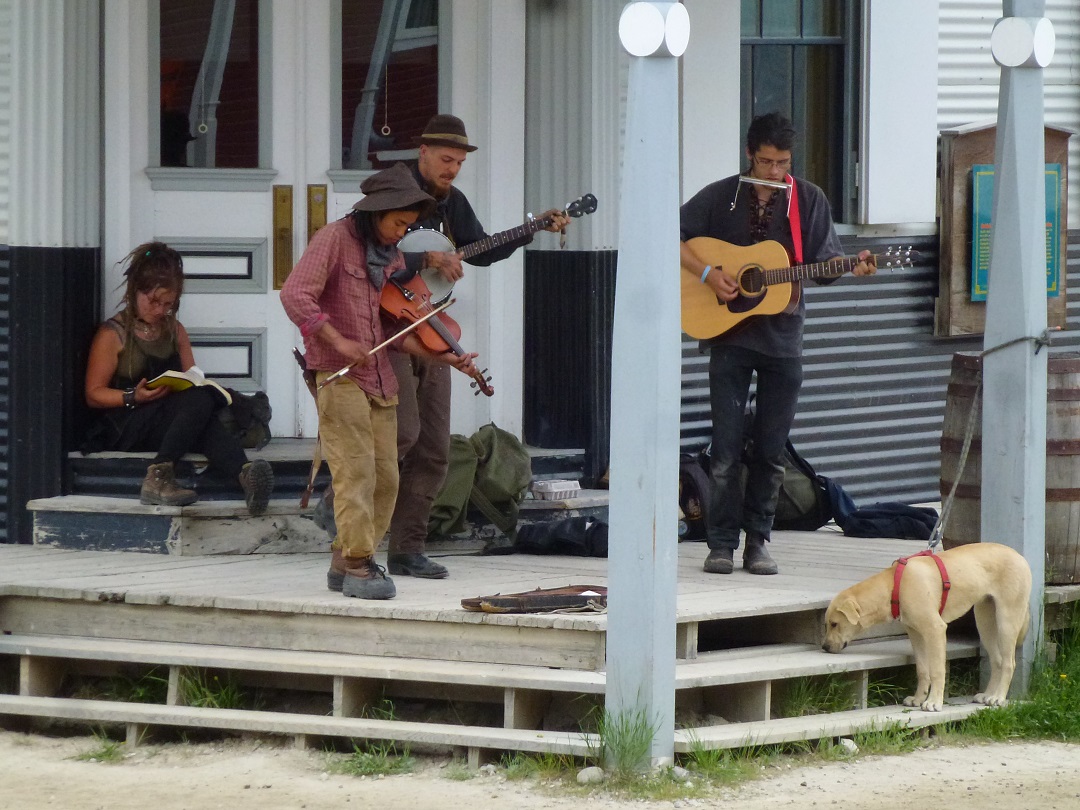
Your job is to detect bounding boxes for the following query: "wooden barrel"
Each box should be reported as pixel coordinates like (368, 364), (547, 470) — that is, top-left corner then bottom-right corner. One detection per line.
(940, 351), (1080, 584)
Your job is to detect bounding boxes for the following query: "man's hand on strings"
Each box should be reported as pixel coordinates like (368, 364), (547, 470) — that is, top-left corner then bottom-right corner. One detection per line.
(425, 250), (464, 284)
(538, 209), (571, 234)
(852, 249), (877, 276)
(445, 351), (480, 378)
(704, 265), (739, 302)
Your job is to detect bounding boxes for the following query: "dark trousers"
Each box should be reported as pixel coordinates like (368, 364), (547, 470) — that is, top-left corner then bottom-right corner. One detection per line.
(389, 350), (451, 554)
(706, 344), (802, 550)
(115, 387), (247, 480)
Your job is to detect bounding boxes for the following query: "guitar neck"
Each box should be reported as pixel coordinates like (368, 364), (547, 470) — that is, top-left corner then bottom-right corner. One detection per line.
(458, 215), (552, 260)
(763, 255), (862, 286)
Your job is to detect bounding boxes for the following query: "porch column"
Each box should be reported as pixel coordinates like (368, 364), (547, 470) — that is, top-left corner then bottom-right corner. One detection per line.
(607, 2), (688, 769)
(981, 3), (1054, 692)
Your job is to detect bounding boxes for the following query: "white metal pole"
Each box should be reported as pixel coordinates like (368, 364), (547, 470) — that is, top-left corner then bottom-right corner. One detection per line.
(607, 2), (688, 768)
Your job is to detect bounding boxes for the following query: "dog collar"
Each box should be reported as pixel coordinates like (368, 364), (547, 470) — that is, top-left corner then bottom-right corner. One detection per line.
(891, 549), (951, 620)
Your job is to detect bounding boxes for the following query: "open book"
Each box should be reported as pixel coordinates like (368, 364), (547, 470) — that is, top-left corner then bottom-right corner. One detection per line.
(145, 366), (233, 406)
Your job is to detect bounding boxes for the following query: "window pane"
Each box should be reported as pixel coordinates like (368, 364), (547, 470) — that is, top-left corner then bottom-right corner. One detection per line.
(741, 0), (761, 37)
(802, 0), (842, 37)
(761, 0), (799, 38)
(342, 0), (439, 170)
(159, 0), (260, 168)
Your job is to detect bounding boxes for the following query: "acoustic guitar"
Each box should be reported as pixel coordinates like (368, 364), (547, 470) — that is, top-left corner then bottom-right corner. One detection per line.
(680, 237), (919, 340)
(397, 193), (598, 303)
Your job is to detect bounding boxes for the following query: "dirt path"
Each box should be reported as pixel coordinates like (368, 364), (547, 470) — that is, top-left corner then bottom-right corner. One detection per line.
(2, 730), (1080, 809)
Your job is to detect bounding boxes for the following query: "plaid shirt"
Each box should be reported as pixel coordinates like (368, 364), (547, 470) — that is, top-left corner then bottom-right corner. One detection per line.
(281, 217), (401, 400)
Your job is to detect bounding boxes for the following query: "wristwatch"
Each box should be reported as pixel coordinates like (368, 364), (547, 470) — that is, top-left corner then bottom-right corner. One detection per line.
(123, 388), (137, 409)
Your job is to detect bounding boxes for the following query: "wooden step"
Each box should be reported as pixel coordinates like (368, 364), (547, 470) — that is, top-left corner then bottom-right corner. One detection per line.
(0, 633), (606, 694)
(675, 637), (981, 688)
(27, 495), (328, 555)
(0, 695), (597, 758)
(673, 700), (987, 751)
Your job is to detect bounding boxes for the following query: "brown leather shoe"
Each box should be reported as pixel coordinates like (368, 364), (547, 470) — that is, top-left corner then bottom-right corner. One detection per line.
(327, 547), (396, 599)
(140, 462), (197, 506)
(239, 460), (274, 515)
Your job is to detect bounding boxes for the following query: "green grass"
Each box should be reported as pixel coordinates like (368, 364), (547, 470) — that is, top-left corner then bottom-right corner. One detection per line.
(73, 729), (126, 763)
(70, 668), (169, 704)
(957, 612), (1080, 741)
(593, 706), (659, 776)
(177, 669), (254, 710)
(331, 740), (415, 777)
(774, 675), (858, 717)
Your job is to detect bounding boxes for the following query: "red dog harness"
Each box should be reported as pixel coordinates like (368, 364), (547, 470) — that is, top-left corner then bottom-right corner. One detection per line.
(891, 549), (951, 620)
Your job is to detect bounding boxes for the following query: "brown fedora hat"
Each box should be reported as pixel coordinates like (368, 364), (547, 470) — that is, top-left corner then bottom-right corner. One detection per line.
(352, 162), (436, 217)
(414, 113), (478, 152)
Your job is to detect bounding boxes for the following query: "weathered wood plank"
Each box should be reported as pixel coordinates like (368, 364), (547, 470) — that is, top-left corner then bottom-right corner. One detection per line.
(673, 701), (987, 751)
(0, 695), (598, 756)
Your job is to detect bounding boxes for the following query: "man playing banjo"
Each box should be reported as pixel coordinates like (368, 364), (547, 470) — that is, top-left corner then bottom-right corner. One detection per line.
(318, 114), (570, 580)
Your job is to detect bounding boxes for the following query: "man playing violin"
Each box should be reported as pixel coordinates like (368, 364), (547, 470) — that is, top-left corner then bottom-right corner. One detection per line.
(282, 163), (478, 600)
(680, 112), (876, 577)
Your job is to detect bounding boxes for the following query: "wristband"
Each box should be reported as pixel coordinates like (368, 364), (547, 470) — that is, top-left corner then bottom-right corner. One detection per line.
(123, 388), (137, 409)
(700, 265), (712, 283)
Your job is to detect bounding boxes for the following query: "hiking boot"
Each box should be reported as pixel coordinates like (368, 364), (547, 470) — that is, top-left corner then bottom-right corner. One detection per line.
(387, 552), (449, 579)
(327, 547), (396, 600)
(743, 532), (779, 575)
(239, 460), (274, 516)
(140, 462), (197, 506)
(703, 547), (734, 574)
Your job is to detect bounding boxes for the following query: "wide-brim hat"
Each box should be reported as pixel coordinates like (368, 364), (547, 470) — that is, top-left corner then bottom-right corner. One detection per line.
(413, 113), (478, 152)
(352, 162), (436, 218)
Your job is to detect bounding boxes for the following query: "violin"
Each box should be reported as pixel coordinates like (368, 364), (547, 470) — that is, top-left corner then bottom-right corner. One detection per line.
(380, 272), (494, 397)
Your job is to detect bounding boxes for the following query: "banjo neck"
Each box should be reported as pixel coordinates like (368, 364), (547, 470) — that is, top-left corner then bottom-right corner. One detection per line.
(457, 215), (554, 261)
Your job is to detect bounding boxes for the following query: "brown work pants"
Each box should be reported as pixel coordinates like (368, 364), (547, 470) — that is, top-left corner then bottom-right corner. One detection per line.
(315, 373), (398, 559)
(388, 350), (452, 554)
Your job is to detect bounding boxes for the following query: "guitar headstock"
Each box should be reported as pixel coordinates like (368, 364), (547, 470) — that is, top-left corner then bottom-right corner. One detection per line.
(565, 193), (599, 219)
(877, 245), (922, 270)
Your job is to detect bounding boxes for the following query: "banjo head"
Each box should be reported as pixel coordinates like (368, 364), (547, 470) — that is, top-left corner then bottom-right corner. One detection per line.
(398, 228), (456, 304)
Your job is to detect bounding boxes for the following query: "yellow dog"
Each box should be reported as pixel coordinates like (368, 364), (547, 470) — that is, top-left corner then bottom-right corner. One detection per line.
(822, 542), (1031, 711)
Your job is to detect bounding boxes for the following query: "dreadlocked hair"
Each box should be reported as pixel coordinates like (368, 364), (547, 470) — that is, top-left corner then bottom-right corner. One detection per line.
(115, 241), (185, 380)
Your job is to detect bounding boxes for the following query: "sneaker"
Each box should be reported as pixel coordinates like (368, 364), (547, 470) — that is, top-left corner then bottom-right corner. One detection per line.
(239, 460), (274, 516)
(387, 552), (449, 579)
(140, 462), (197, 506)
(703, 547), (734, 574)
(327, 547), (396, 600)
(743, 533), (779, 575)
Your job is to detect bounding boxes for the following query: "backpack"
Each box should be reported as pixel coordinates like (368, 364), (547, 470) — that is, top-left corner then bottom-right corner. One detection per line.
(428, 423), (533, 538)
(772, 439), (832, 531)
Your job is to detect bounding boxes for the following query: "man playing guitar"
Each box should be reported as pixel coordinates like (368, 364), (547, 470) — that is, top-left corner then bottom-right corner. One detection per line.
(679, 112), (875, 577)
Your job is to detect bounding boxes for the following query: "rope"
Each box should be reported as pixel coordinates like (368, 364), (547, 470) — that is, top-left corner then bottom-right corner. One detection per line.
(926, 327), (1059, 551)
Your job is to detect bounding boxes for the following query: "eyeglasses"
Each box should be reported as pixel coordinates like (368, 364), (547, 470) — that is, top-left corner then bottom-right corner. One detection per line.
(753, 155), (792, 170)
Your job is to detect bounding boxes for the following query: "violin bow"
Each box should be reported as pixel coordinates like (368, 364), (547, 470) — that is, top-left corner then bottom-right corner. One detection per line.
(316, 298), (455, 391)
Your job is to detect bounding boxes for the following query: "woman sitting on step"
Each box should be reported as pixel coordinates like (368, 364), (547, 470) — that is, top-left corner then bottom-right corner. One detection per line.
(83, 241), (274, 513)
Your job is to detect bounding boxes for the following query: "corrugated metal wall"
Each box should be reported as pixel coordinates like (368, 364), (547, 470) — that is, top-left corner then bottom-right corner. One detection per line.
(0, 0), (12, 245)
(680, 231), (1080, 505)
(938, 0), (1080, 222)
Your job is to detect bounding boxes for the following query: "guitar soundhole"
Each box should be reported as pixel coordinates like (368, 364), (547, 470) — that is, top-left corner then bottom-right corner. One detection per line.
(737, 267), (765, 298)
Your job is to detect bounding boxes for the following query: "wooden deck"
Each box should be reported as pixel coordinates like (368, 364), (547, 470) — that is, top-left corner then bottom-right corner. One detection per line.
(0, 528), (1063, 761)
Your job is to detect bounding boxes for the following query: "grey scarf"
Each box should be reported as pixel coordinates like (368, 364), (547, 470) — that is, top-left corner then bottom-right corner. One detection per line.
(365, 241), (396, 290)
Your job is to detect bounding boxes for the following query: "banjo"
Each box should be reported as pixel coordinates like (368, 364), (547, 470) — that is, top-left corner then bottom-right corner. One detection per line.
(397, 193), (598, 303)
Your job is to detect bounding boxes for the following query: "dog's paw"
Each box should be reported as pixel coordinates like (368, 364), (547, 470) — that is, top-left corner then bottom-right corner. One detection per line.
(902, 695), (920, 708)
(919, 700), (944, 712)
(974, 692), (1007, 707)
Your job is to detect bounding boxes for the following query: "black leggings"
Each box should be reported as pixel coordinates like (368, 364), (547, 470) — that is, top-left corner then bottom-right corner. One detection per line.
(114, 387), (247, 480)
